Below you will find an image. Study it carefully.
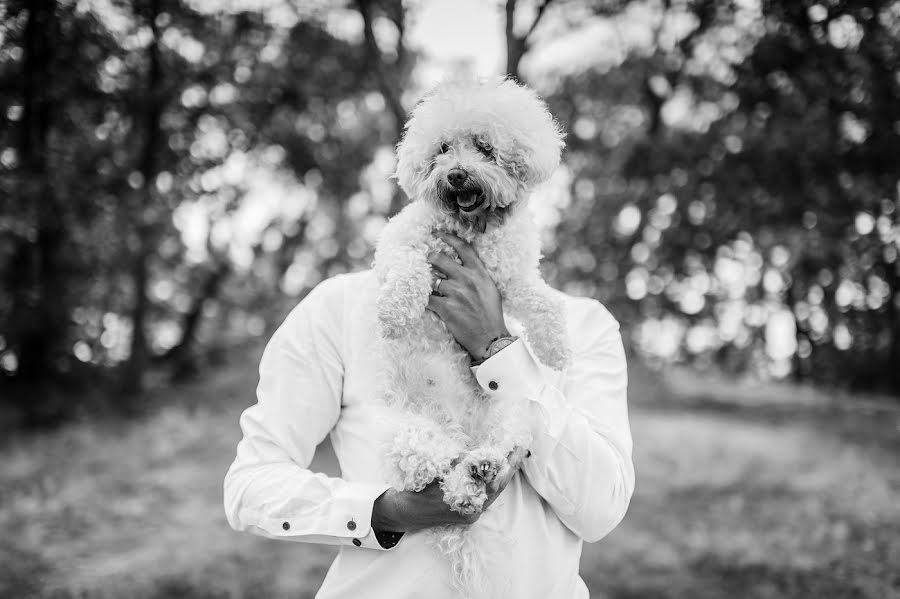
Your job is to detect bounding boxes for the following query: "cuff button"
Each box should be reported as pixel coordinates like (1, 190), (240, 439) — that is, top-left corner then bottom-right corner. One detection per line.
(352, 538), (362, 547)
(488, 381), (498, 390)
(282, 522), (290, 531)
(347, 520), (357, 531)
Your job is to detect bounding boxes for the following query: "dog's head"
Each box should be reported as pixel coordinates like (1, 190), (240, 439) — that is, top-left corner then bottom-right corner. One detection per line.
(394, 77), (564, 232)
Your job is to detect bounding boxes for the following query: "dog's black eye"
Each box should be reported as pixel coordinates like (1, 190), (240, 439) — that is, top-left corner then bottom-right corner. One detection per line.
(439, 142), (450, 154)
(475, 138), (494, 157)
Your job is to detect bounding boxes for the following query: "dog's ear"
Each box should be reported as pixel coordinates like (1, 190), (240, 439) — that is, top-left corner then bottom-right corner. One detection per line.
(510, 134), (564, 187)
(392, 89), (443, 197)
(393, 132), (414, 194)
(497, 79), (566, 187)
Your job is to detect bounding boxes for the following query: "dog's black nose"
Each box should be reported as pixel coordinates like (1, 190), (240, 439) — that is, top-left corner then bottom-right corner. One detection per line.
(447, 168), (468, 188)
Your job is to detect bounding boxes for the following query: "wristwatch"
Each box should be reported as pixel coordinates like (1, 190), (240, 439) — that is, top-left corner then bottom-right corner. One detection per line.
(471, 335), (518, 366)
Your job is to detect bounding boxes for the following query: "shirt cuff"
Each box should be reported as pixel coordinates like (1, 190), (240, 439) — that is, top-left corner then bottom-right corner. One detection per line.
(471, 338), (570, 445)
(254, 481), (395, 550)
(472, 338), (544, 401)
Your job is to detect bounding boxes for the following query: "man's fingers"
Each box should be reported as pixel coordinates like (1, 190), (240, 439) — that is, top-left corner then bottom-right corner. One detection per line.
(433, 277), (462, 298)
(427, 251), (465, 278)
(426, 293), (451, 316)
(436, 232), (482, 268)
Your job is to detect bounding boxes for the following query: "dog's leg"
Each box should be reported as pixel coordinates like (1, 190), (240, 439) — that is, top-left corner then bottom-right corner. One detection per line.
(440, 459), (489, 516)
(373, 203), (439, 339)
(502, 276), (572, 371)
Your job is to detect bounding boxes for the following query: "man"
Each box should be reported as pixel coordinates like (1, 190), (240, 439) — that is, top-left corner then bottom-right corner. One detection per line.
(223, 232), (635, 598)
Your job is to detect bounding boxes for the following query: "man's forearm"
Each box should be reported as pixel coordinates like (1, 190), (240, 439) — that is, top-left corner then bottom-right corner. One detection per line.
(470, 329), (635, 543)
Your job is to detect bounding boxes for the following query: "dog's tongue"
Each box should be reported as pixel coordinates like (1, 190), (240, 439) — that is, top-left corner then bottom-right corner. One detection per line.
(456, 192), (479, 210)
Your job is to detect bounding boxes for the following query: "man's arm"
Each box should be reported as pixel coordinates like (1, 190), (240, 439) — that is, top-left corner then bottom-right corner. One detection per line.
(427, 232), (634, 543)
(223, 276), (395, 551)
(224, 274), (504, 548)
(473, 302), (634, 542)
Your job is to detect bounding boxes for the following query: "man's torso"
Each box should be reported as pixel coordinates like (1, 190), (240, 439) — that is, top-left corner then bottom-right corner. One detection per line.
(312, 269), (599, 599)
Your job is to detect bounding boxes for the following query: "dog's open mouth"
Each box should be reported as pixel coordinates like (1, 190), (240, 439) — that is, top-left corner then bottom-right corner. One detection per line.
(438, 183), (499, 233)
(448, 188), (484, 212)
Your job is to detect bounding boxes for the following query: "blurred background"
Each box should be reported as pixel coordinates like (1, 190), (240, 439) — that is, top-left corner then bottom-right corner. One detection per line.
(1, 0), (899, 597)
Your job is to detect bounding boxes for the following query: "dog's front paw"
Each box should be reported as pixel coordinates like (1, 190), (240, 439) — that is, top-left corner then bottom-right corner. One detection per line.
(461, 446), (510, 485)
(440, 461), (488, 516)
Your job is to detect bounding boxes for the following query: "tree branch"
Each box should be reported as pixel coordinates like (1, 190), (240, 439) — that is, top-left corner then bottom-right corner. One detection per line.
(523, 0), (554, 44)
(356, 0), (406, 140)
(505, 0), (555, 80)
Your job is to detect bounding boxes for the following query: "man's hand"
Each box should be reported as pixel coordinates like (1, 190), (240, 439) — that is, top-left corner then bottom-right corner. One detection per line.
(427, 232), (509, 361)
(371, 464), (517, 534)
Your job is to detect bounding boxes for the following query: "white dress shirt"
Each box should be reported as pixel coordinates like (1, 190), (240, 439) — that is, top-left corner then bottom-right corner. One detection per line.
(223, 269), (634, 598)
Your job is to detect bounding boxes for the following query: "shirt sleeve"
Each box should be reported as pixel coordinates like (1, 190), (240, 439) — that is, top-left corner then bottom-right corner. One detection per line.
(223, 275), (399, 551)
(472, 300), (635, 543)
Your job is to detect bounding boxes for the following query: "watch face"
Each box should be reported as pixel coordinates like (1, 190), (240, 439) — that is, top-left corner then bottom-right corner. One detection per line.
(488, 336), (516, 356)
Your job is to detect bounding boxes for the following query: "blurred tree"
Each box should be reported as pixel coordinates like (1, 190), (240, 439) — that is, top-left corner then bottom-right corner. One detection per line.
(505, 0), (555, 81)
(535, 0), (900, 392)
(122, 0), (164, 394)
(12, 0), (62, 387)
(4, 0), (898, 425)
(1, 0), (129, 421)
(356, 0), (412, 216)
(6, 0), (63, 389)
(0, 0), (414, 419)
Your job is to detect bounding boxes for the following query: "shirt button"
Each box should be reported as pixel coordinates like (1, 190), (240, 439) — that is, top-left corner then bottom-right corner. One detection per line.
(347, 520), (356, 531)
(488, 381), (499, 391)
(352, 538), (362, 547)
(282, 522), (290, 531)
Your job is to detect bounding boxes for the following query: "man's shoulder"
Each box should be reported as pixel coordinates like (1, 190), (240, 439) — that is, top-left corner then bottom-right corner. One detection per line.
(280, 270), (376, 336)
(307, 269), (377, 303)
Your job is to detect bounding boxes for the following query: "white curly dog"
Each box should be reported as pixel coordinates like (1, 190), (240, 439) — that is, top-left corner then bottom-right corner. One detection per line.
(373, 77), (571, 598)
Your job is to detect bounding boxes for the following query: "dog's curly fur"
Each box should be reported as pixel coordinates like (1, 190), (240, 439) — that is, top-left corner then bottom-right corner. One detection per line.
(373, 77), (571, 598)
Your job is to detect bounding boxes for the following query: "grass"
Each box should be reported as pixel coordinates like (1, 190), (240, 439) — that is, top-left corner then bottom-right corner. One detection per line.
(1, 349), (899, 599)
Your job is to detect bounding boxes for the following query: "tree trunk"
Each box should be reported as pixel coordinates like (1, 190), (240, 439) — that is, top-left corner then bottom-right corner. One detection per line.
(357, 0), (406, 138)
(784, 282), (810, 382)
(886, 264), (900, 394)
(13, 0), (66, 388)
(504, 0), (553, 81)
(122, 0), (163, 394)
(505, 0), (525, 80)
(642, 75), (665, 138)
(356, 0), (408, 216)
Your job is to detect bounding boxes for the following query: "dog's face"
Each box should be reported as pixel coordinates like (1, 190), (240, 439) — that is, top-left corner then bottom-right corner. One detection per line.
(395, 78), (564, 232)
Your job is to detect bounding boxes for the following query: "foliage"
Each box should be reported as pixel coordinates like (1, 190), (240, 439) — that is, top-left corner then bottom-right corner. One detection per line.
(1, 0), (899, 424)
(543, 0), (900, 391)
(0, 0), (409, 421)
